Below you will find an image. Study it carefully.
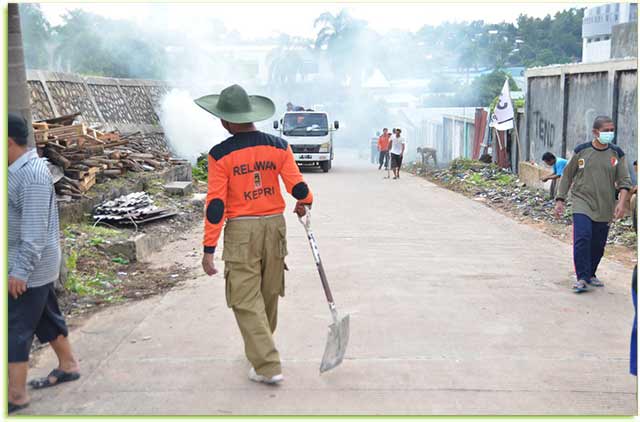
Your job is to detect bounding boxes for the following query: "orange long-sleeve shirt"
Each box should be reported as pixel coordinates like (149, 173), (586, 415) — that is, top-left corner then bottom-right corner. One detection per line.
(378, 133), (391, 151)
(203, 131), (313, 253)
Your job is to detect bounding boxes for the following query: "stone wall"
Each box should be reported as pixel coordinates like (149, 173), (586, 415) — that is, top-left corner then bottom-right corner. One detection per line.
(26, 69), (170, 134)
(525, 59), (637, 180)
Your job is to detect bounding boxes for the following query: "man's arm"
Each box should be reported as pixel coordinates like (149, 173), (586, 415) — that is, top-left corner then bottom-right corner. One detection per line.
(554, 154), (578, 218)
(614, 155), (633, 219)
(541, 172), (561, 182)
(202, 154), (228, 271)
(280, 145), (313, 214)
(556, 154), (578, 202)
(10, 183), (54, 283)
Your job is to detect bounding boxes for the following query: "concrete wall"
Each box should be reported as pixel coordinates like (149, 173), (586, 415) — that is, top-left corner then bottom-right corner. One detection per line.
(525, 59), (637, 170)
(526, 76), (563, 163)
(565, 71), (610, 152)
(611, 22), (638, 59)
(616, 70), (638, 182)
(583, 39), (612, 63)
(442, 115), (475, 164)
(26, 69), (170, 134)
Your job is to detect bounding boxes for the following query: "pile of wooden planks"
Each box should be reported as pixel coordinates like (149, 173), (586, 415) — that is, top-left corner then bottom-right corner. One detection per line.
(34, 119), (179, 197)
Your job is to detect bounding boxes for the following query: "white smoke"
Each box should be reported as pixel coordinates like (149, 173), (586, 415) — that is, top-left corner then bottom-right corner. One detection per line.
(159, 89), (229, 164)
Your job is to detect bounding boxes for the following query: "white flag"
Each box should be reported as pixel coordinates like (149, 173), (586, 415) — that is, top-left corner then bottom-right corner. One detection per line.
(490, 78), (514, 131)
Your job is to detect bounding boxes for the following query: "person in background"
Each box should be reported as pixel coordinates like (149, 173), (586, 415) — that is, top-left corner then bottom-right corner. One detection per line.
(377, 128), (391, 170)
(541, 152), (568, 198)
(370, 132), (380, 164)
(286, 102), (305, 112)
(7, 113), (80, 413)
(631, 165), (637, 376)
(555, 115), (632, 293)
(630, 160), (638, 198)
(389, 128), (406, 180)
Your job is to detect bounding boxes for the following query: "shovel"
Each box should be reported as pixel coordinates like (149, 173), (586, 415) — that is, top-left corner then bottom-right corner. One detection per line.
(299, 206), (350, 373)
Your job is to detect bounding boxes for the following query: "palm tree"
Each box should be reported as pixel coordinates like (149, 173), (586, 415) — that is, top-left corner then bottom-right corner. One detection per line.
(267, 34), (314, 88)
(313, 10), (354, 50)
(8, 3), (35, 147)
(313, 10), (378, 89)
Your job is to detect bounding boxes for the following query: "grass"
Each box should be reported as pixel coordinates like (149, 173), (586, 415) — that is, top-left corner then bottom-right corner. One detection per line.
(467, 173), (489, 187)
(144, 177), (165, 195)
(64, 248), (122, 301)
(192, 153), (208, 182)
(63, 222), (122, 240)
(495, 173), (517, 186)
(61, 222), (128, 301)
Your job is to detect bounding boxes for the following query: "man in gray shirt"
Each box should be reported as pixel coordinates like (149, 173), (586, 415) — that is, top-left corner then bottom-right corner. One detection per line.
(555, 115), (632, 293)
(8, 113), (80, 413)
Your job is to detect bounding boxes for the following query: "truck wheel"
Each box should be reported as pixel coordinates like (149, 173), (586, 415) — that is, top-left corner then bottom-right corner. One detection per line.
(320, 160), (331, 173)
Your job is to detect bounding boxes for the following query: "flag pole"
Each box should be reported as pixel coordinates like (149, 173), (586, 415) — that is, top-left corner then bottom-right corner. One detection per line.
(512, 118), (522, 167)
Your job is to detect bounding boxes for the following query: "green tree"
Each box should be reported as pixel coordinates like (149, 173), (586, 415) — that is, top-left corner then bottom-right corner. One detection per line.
(18, 3), (52, 69)
(267, 34), (314, 88)
(50, 9), (166, 78)
(461, 70), (518, 106)
(313, 9), (379, 88)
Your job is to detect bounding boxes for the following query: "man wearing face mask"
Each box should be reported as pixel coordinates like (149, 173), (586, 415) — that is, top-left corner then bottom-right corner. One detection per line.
(194, 84), (313, 384)
(555, 116), (632, 293)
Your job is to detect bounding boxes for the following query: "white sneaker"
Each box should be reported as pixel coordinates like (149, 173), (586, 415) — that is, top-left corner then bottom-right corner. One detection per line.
(248, 367), (283, 385)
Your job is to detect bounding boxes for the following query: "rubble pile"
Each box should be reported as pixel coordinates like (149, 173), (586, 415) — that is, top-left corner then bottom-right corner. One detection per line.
(93, 192), (177, 226)
(33, 115), (189, 199)
(408, 159), (636, 248)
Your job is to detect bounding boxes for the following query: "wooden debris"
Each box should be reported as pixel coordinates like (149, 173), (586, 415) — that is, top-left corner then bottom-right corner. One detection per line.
(33, 120), (183, 196)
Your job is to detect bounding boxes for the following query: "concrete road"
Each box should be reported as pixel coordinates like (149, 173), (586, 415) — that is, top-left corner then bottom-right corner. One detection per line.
(25, 151), (637, 415)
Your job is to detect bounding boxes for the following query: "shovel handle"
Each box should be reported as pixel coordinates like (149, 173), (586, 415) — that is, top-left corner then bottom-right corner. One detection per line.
(299, 207), (335, 304)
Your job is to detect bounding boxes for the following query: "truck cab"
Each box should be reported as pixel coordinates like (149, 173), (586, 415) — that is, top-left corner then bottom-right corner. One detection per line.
(273, 111), (339, 173)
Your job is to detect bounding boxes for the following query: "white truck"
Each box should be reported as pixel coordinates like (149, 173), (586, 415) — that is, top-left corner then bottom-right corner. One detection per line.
(273, 110), (339, 172)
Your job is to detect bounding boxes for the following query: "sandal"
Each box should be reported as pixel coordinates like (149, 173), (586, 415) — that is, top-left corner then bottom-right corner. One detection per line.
(9, 401), (29, 413)
(29, 368), (80, 390)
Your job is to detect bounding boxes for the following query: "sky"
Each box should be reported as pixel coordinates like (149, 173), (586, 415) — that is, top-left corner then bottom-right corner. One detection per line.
(38, 2), (586, 39)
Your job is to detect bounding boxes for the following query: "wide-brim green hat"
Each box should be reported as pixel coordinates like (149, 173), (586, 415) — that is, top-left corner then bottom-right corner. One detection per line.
(194, 84), (275, 124)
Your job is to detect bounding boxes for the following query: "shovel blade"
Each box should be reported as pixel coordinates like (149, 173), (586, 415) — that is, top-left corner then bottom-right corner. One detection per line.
(319, 313), (350, 373)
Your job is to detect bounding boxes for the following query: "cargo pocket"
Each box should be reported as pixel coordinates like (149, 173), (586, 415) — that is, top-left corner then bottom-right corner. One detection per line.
(222, 230), (251, 307)
(277, 226), (287, 297)
(224, 266), (233, 308)
(277, 226), (288, 258)
(222, 230), (251, 263)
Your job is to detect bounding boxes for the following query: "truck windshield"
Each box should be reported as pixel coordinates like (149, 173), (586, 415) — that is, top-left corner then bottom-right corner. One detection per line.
(283, 113), (329, 136)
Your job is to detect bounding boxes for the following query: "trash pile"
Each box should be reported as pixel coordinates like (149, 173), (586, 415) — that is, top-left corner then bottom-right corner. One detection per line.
(93, 192), (177, 226)
(409, 159), (636, 248)
(33, 114), (189, 199)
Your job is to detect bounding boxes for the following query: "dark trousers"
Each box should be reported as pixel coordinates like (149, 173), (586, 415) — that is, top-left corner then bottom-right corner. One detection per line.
(631, 265), (637, 376)
(9, 282), (68, 362)
(572, 213), (609, 282)
(378, 151), (389, 169)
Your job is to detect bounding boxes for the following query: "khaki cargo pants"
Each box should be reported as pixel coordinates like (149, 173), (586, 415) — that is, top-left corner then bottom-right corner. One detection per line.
(222, 214), (287, 378)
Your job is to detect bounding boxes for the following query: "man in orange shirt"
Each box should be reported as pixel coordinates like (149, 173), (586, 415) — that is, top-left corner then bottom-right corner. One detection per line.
(377, 128), (391, 170)
(195, 84), (313, 384)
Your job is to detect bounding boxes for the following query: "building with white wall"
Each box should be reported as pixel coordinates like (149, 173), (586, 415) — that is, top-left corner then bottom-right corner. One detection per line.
(582, 3), (638, 62)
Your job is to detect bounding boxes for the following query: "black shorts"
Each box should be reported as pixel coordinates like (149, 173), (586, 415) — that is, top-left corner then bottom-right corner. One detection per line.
(390, 153), (403, 169)
(9, 282), (68, 362)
